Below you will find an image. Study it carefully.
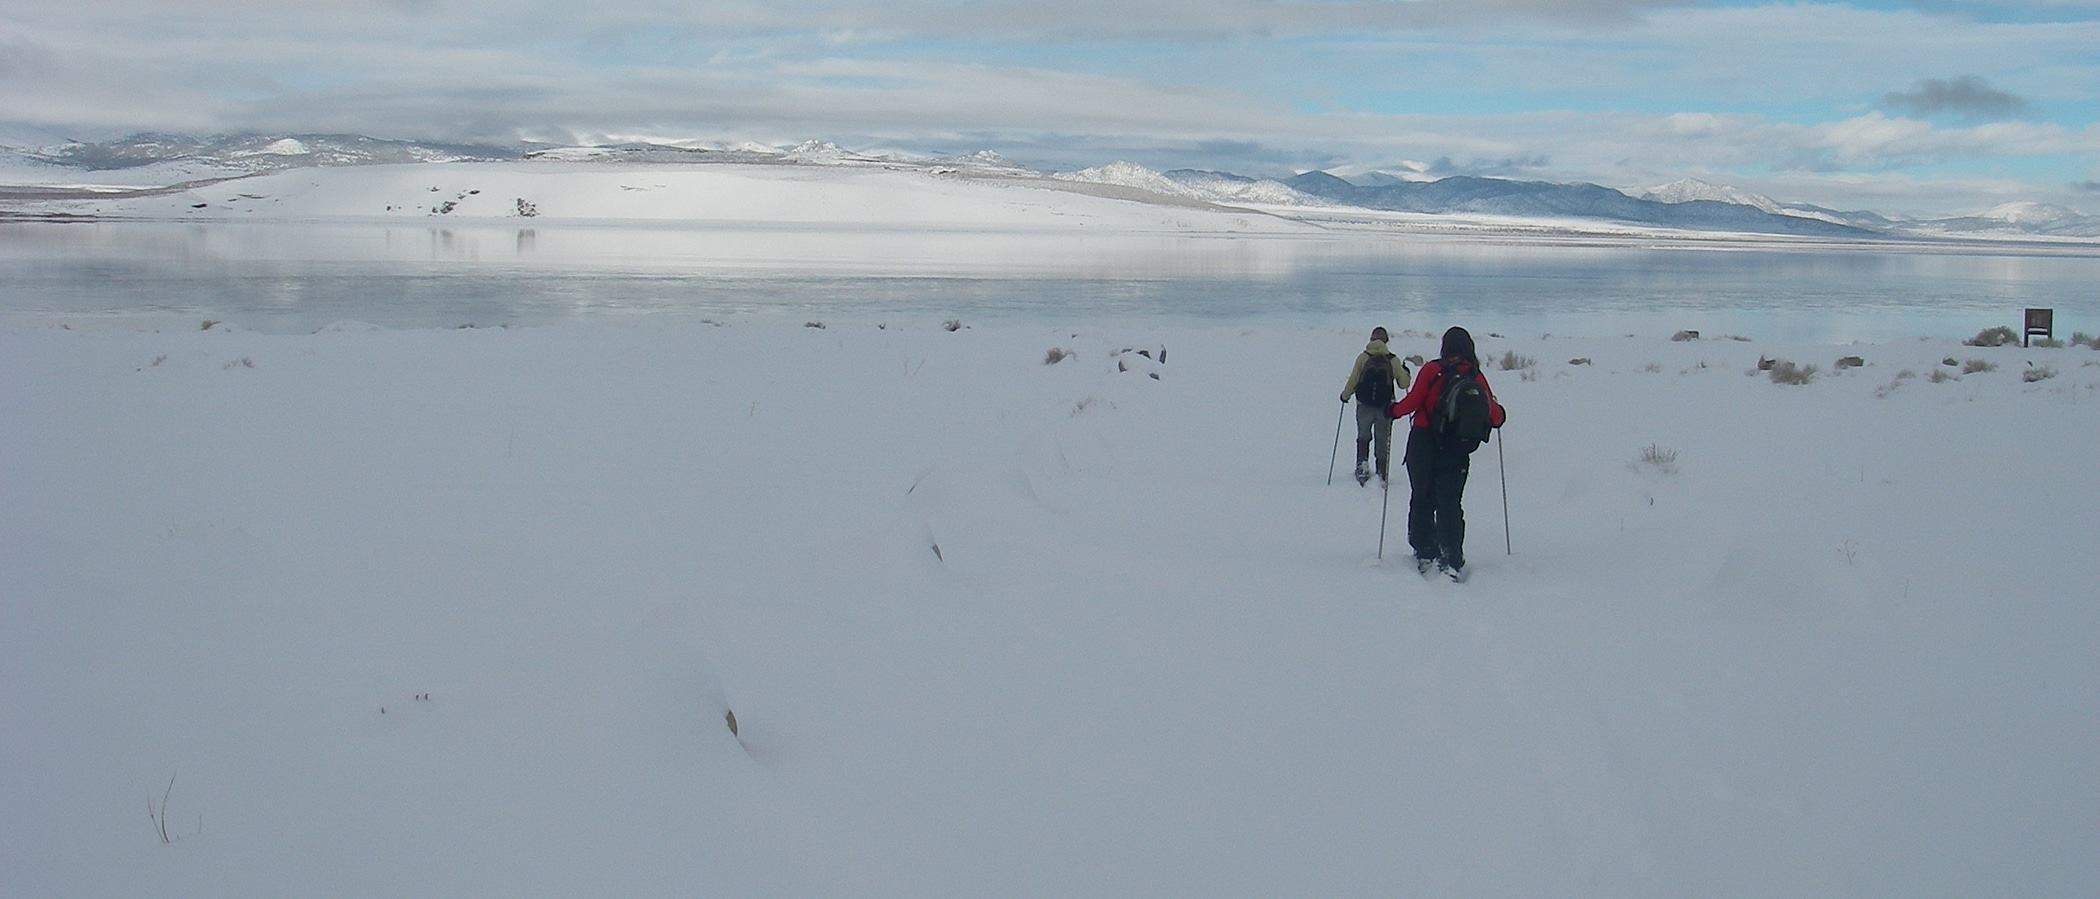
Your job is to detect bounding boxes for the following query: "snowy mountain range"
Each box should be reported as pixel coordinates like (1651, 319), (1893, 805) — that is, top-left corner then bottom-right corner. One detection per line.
(5, 132), (2098, 242)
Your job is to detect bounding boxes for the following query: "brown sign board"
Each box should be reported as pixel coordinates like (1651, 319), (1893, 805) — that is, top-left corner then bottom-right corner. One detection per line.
(2025, 308), (2053, 347)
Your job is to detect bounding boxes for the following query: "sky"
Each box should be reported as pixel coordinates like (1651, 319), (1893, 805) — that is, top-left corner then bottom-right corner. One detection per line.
(2, 0), (2097, 215)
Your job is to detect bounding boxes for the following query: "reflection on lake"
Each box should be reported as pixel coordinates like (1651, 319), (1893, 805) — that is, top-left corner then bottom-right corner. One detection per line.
(4, 221), (2096, 341)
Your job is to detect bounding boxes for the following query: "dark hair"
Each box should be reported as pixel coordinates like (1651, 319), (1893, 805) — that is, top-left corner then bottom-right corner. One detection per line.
(1371, 327), (1388, 341)
(1440, 326), (1479, 368)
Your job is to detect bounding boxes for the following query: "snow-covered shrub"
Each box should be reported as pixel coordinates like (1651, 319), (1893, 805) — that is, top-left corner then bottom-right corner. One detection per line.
(943, 319), (963, 332)
(1928, 368), (1956, 384)
(1768, 361), (1816, 385)
(2031, 337), (2065, 348)
(1671, 330), (1700, 341)
(1044, 347), (1071, 365)
(1112, 347), (1165, 380)
(2071, 331), (2096, 348)
(1964, 326), (2018, 347)
(1498, 351), (1536, 371)
(1961, 358), (1997, 374)
(2022, 365), (2058, 383)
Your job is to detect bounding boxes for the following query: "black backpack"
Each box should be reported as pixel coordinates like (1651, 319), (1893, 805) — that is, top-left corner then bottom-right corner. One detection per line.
(1354, 353), (1396, 405)
(1432, 361), (1493, 452)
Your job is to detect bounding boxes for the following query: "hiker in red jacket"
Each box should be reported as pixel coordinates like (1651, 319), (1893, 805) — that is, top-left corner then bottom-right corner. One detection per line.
(1388, 326), (1506, 580)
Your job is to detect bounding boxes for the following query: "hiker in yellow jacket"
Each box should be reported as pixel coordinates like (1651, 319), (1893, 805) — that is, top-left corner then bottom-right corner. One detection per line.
(1339, 327), (1411, 485)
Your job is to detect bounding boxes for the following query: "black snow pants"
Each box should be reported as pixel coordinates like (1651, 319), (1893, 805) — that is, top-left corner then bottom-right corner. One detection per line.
(1403, 426), (1472, 568)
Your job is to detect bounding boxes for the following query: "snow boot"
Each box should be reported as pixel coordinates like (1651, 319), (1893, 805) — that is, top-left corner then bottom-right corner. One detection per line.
(1439, 558), (1469, 583)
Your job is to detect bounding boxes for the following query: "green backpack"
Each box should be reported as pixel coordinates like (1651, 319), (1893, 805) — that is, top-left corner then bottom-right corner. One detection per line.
(1354, 353), (1396, 405)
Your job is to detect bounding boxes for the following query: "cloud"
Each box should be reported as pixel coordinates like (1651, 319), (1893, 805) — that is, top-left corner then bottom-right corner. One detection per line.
(1421, 154), (1554, 177)
(1880, 75), (2030, 122)
(9, 0), (1689, 48)
(2078, 180), (2100, 192)
(4, 1), (2097, 215)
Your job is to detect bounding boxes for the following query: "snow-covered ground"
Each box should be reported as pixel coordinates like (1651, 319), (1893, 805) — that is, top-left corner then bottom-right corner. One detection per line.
(4, 318), (2096, 897)
(1, 159), (1318, 237)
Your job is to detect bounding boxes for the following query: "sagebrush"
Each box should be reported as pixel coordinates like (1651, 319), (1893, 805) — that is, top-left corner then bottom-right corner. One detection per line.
(1637, 443), (1679, 474)
(1965, 326), (2017, 347)
(1768, 361), (1816, 385)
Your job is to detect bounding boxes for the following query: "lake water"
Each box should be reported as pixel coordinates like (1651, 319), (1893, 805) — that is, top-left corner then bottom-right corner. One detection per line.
(5, 221), (2097, 342)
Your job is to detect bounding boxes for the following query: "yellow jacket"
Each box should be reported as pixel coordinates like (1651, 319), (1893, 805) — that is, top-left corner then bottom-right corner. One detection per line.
(1341, 339), (1411, 402)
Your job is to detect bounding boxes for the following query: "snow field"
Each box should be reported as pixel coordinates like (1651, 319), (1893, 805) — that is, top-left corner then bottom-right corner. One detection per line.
(62, 162), (1318, 237)
(2, 320), (2096, 897)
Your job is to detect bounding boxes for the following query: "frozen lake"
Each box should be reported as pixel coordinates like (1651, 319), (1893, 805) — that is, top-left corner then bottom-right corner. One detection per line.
(5, 221), (2096, 341)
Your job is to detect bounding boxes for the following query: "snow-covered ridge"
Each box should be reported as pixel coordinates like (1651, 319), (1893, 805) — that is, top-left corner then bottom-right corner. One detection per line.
(1050, 161), (1316, 207)
(1641, 178), (1788, 214)
(1636, 177), (2100, 239)
(4, 133), (2098, 242)
(1636, 178), (1888, 231)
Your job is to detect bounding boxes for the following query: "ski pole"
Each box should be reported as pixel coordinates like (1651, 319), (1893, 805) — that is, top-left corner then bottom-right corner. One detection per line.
(1326, 402), (1346, 485)
(1497, 430), (1512, 555)
(1377, 476), (1391, 559)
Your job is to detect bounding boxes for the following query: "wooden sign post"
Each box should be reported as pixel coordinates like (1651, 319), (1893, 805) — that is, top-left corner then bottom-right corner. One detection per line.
(2024, 308), (2053, 347)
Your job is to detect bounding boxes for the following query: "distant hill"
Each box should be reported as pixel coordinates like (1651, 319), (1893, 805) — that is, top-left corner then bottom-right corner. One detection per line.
(1908, 202), (2100, 239)
(21, 133), (519, 173)
(1283, 172), (1878, 238)
(1638, 178), (1894, 231)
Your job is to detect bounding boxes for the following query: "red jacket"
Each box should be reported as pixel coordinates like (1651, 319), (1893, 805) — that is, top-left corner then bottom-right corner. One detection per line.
(1389, 358), (1507, 430)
